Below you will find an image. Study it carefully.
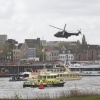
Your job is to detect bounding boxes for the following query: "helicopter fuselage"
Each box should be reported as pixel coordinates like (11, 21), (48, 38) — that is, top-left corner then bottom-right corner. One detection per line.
(54, 31), (80, 38)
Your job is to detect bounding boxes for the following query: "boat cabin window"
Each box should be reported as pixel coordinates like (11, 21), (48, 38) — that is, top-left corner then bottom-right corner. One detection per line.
(53, 76), (56, 78)
(44, 76), (46, 78)
(67, 74), (69, 76)
(47, 76), (50, 78)
(63, 69), (65, 72)
(43, 76), (46, 79)
(39, 76), (46, 79)
(59, 74), (62, 77)
(70, 74), (73, 76)
(63, 74), (66, 76)
(53, 69), (56, 72)
(60, 69), (63, 72)
(51, 69), (53, 72)
(50, 76), (54, 78)
(94, 68), (100, 71)
(38, 80), (40, 82)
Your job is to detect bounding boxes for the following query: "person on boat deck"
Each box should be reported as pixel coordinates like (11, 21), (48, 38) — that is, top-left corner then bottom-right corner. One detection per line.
(12, 76), (16, 80)
(17, 76), (20, 80)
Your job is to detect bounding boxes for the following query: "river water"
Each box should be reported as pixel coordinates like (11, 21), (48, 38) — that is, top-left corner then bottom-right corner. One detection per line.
(0, 76), (100, 99)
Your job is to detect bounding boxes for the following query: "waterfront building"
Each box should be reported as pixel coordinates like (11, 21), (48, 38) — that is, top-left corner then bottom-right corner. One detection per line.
(20, 38), (41, 59)
(20, 42), (36, 59)
(41, 40), (47, 46)
(45, 47), (59, 61)
(59, 53), (74, 64)
(0, 35), (7, 46)
(12, 49), (21, 61)
(73, 45), (100, 61)
(25, 38), (41, 50)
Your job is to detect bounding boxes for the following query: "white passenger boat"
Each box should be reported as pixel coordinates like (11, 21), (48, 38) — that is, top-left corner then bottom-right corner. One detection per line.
(46, 64), (82, 81)
(67, 61), (100, 76)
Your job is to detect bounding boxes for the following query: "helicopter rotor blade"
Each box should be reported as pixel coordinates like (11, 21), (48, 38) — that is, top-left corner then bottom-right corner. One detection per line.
(49, 25), (63, 30)
(62, 24), (66, 35)
(62, 31), (65, 36)
(64, 24), (66, 31)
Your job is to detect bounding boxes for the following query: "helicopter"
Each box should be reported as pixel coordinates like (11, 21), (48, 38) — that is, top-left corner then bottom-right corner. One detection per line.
(49, 24), (81, 39)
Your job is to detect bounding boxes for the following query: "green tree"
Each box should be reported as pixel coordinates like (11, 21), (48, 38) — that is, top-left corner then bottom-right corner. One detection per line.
(82, 34), (87, 45)
(2, 43), (9, 61)
(58, 41), (71, 48)
(36, 49), (45, 61)
(77, 40), (81, 45)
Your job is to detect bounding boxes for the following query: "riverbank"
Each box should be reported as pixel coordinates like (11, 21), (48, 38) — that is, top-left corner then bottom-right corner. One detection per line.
(0, 86), (100, 100)
(0, 95), (100, 100)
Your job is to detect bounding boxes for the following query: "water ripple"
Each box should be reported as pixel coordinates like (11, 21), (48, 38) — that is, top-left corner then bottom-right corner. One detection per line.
(0, 77), (100, 99)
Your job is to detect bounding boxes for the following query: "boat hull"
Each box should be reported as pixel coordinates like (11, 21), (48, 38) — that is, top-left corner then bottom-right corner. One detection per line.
(23, 82), (65, 88)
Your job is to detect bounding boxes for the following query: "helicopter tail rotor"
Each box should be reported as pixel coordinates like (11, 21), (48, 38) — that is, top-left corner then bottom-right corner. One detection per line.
(77, 29), (82, 35)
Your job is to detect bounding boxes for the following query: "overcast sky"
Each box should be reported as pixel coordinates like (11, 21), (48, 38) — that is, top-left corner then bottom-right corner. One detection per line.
(0, 0), (100, 44)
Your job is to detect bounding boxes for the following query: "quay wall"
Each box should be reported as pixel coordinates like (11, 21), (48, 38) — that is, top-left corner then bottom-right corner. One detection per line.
(0, 65), (53, 74)
(0, 61), (63, 77)
(0, 64), (62, 76)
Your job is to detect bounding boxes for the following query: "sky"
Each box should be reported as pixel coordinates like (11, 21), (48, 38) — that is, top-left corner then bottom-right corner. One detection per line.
(0, 0), (100, 45)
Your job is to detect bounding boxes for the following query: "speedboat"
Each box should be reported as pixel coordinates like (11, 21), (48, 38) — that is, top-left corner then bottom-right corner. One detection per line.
(9, 71), (35, 81)
(9, 75), (27, 81)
